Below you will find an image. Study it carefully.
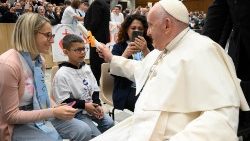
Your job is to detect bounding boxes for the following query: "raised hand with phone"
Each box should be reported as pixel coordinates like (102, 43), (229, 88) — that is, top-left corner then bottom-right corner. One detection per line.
(111, 14), (154, 111)
(122, 30), (150, 61)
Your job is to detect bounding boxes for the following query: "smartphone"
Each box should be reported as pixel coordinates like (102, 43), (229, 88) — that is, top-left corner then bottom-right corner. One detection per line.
(131, 30), (143, 42)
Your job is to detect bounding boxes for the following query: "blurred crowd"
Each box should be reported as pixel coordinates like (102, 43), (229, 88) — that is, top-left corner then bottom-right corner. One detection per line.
(189, 11), (206, 30)
(0, 1), (206, 30)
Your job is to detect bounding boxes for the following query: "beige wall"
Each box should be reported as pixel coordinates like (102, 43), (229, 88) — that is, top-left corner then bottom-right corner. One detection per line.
(0, 23), (15, 54)
(0, 23), (55, 68)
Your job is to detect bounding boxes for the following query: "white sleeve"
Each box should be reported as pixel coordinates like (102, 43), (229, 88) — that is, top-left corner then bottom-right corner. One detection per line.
(120, 13), (124, 23)
(110, 56), (141, 82)
(52, 71), (71, 104)
(169, 107), (239, 141)
(65, 7), (77, 18)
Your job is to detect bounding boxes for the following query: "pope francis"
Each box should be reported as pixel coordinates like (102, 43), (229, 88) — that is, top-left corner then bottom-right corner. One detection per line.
(92, 0), (249, 140)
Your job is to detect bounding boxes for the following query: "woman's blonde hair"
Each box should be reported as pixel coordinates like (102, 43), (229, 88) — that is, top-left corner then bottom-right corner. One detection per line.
(12, 13), (50, 55)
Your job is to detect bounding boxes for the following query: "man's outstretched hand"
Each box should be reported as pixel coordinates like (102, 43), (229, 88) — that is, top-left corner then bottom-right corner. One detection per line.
(96, 44), (113, 63)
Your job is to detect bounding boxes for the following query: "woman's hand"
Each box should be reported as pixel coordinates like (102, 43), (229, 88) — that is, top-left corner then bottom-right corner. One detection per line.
(52, 105), (78, 120)
(122, 42), (141, 58)
(134, 36), (150, 56)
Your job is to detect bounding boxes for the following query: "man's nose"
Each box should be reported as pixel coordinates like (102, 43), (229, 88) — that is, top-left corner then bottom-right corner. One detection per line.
(147, 28), (151, 36)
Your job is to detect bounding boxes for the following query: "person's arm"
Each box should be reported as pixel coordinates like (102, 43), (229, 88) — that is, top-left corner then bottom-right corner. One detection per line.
(98, 44), (140, 81)
(169, 107), (239, 141)
(0, 62), (53, 124)
(73, 15), (84, 21)
(66, 7), (84, 22)
(112, 43), (124, 56)
(202, 0), (232, 46)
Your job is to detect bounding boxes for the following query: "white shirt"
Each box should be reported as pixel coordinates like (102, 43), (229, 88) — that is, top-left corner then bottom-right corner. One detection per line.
(52, 64), (99, 104)
(61, 6), (78, 24)
(110, 12), (124, 24)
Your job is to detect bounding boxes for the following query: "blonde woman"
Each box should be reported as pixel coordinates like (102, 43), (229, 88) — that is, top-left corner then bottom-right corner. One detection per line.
(0, 13), (92, 141)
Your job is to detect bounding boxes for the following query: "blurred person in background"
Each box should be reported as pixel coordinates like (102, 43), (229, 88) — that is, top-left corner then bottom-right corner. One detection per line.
(111, 14), (153, 112)
(77, 0), (88, 20)
(84, 0), (110, 84)
(110, 4), (124, 24)
(54, 6), (62, 23)
(37, 5), (45, 16)
(61, 0), (83, 24)
(202, 0), (250, 140)
(45, 3), (60, 25)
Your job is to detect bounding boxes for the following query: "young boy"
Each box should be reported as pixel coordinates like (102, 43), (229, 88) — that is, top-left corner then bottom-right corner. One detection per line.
(52, 34), (114, 138)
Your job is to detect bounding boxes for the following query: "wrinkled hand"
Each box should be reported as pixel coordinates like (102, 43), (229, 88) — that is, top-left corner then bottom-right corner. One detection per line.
(96, 44), (113, 62)
(52, 105), (78, 120)
(122, 42), (141, 58)
(85, 102), (99, 116)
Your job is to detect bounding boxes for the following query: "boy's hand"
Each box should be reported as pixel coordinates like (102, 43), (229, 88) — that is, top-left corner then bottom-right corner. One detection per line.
(85, 102), (99, 115)
(94, 106), (104, 119)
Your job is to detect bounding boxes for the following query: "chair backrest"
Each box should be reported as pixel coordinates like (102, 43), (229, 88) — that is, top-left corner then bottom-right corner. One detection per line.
(100, 63), (114, 106)
(50, 66), (59, 101)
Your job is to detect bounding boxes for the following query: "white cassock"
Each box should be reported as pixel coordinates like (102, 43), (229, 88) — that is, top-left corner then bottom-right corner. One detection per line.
(91, 28), (249, 141)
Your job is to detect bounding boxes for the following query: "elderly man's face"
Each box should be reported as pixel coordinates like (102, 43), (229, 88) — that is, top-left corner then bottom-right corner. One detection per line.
(38, 6), (45, 16)
(147, 5), (167, 51)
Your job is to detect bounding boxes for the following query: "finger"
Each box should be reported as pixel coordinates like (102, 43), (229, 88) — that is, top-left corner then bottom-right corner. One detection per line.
(66, 107), (78, 114)
(137, 36), (145, 41)
(93, 103), (99, 106)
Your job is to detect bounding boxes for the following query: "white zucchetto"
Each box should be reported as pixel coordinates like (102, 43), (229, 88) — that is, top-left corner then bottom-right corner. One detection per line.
(159, 0), (189, 24)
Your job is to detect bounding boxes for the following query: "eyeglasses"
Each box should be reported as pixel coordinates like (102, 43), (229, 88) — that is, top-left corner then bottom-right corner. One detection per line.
(70, 47), (85, 53)
(38, 32), (55, 41)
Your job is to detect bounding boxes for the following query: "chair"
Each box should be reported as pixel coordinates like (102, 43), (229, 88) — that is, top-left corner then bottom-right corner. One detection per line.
(50, 66), (59, 102)
(99, 63), (115, 120)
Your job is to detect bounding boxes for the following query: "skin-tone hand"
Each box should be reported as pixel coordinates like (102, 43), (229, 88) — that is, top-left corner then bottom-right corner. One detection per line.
(52, 105), (78, 120)
(85, 102), (100, 116)
(94, 106), (104, 119)
(134, 36), (150, 56)
(122, 42), (141, 58)
(96, 44), (113, 62)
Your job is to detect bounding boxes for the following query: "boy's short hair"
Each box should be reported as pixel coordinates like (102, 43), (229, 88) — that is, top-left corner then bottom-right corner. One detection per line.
(62, 34), (84, 50)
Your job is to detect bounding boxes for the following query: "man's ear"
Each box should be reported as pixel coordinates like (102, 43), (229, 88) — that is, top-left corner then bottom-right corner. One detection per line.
(165, 18), (171, 30)
(164, 18), (172, 35)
